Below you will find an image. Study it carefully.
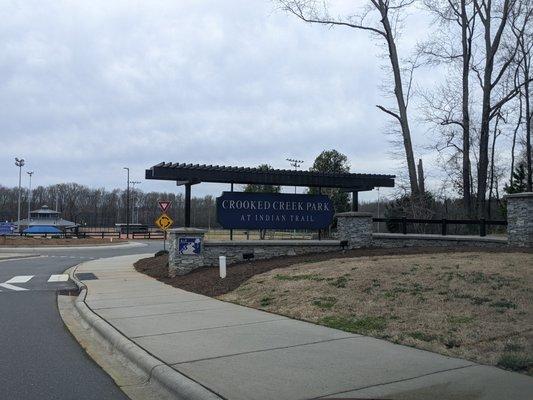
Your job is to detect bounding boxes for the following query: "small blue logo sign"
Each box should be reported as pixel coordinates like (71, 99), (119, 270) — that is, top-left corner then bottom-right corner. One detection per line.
(178, 237), (202, 255)
(0, 222), (14, 235)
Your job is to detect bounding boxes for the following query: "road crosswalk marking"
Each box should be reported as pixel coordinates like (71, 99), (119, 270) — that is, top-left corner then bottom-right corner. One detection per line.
(0, 274), (73, 292)
(0, 282), (28, 291)
(47, 274), (69, 282)
(6, 275), (34, 284)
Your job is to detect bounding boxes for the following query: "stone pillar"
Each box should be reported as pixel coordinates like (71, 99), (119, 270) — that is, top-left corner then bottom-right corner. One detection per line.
(168, 228), (207, 276)
(336, 212), (373, 248)
(506, 192), (533, 248)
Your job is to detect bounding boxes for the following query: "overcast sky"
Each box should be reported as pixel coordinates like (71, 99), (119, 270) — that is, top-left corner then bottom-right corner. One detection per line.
(1, 0), (441, 200)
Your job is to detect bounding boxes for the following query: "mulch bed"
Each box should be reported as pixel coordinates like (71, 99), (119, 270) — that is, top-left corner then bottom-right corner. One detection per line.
(134, 246), (531, 297)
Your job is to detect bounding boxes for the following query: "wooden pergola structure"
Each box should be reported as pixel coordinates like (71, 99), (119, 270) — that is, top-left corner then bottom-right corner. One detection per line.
(145, 162), (395, 227)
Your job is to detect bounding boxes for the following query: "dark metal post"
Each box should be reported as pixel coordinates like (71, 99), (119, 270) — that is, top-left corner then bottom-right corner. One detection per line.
(402, 216), (407, 234)
(441, 218), (447, 236)
(480, 218), (486, 237)
(15, 157), (25, 233)
(185, 183), (191, 227)
(123, 167), (130, 239)
(318, 187), (322, 240)
(351, 191), (359, 212)
(230, 183), (234, 241)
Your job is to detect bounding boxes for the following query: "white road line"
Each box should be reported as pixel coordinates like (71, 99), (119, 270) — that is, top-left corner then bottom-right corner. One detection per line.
(0, 283), (28, 291)
(48, 274), (69, 282)
(6, 275), (34, 284)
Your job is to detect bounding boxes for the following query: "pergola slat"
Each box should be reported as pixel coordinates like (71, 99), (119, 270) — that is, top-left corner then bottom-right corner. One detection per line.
(145, 162), (394, 190)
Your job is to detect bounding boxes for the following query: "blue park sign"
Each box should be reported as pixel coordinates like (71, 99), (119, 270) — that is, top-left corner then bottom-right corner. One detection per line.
(0, 222), (15, 235)
(216, 192), (334, 230)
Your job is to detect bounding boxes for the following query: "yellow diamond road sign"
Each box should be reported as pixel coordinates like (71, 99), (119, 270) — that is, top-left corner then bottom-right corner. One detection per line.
(155, 213), (173, 231)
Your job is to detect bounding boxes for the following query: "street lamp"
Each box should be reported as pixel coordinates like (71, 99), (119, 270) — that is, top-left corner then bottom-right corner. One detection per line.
(123, 167), (130, 239)
(286, 158), (304, 194)
(15, 158), (25, 233)
(27, 171), (34, 228)
(130, 180), (141, 224)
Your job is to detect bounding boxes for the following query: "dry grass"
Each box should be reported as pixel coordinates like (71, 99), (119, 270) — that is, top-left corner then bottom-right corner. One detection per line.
(219, 252), (533, 375)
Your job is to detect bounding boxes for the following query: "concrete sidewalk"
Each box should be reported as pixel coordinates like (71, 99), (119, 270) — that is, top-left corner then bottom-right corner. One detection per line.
(74, 254), (533, 400)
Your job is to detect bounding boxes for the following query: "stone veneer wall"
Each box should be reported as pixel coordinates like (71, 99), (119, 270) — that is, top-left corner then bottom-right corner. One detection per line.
(202, 240), (342, 267)
(372, 233), (508, 248)
(167, 197), (532, 276)
(505, 192), (533, 248)
(168, 235), (343, 277)
(336, 212), (373, 248)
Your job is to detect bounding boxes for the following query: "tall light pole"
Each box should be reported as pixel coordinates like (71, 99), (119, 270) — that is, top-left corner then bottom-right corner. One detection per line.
(286, 158), (304, 194)
(130, 181), (141, 224)
(15, 158), (25, 233)
(27, 171), (34, 227)
(123, 167), (130, 239)
(377, 187), (381, 233)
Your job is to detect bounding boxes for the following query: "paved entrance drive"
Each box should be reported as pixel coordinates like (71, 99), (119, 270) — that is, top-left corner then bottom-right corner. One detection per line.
(74, 255), (533, 400)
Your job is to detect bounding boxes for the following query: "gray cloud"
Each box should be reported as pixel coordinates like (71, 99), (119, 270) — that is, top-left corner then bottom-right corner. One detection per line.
(1, 0), (440, 200)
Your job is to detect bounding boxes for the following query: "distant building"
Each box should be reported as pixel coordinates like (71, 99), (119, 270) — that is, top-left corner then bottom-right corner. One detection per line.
(17, 205), (77, 233)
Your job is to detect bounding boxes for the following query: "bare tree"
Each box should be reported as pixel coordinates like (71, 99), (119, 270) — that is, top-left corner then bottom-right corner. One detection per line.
(420, 0), (477, 215)
(472, 0), (528, 216)
(278, 0), (420, 195)
(510, 1), (533, 191)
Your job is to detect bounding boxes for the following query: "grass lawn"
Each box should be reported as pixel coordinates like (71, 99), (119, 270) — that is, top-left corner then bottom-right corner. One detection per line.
(219, 252), (533, 376)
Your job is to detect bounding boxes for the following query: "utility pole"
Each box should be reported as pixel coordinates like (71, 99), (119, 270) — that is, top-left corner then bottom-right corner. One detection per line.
(123, 167), (130, 239)
(130, 181), (141, 224)
(27, 171), (34, 228)
(286, 158), (304, 194)
(377, 187), (381, 233)
(15, 158), (25, 233)
(287, 158), (303, 238)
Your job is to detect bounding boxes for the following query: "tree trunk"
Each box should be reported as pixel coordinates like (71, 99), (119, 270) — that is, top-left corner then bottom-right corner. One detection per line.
(379, 4), (419, 196)
(525, 63), (532, 191)
(477, 79), (492, 217)
(476, 2), (496, 218)
(488, 117), (500, 218)
(461, 0), (473, 216)
(510, 92), (522, 186)
(417, 159), (425, 195)
(475, 0), (513, 217)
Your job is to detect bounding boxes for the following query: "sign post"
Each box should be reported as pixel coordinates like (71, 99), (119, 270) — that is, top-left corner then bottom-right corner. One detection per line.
(155, 201), (173, 251)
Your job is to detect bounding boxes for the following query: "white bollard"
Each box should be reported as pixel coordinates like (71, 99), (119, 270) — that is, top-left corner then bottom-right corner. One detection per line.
(219, 255), (227, 278)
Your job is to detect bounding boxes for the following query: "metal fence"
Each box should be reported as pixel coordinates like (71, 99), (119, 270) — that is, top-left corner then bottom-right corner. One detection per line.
(373, 217), (507, 237)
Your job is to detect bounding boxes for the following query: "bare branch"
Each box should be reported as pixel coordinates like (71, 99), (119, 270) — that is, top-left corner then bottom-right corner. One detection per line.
(376, 104), (402, 121)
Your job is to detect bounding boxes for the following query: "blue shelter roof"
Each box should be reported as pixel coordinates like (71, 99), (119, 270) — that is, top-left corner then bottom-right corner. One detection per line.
(24, 226), (62, 234)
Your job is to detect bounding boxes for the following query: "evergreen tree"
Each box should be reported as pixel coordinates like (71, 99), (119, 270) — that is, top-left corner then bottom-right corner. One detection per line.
(308, 150), (350, 212)
(504, 163), (528, 194)
(243, 164), (281, 193)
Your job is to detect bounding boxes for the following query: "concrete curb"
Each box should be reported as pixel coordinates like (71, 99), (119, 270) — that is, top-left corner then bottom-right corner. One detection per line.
(0, 241), (148, 251)
(67, 261), (222, 400)
(0, 254), (42, 262)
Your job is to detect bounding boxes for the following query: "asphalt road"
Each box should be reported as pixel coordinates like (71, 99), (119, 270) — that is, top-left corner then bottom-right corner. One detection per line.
(0, 241), (163, 400)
